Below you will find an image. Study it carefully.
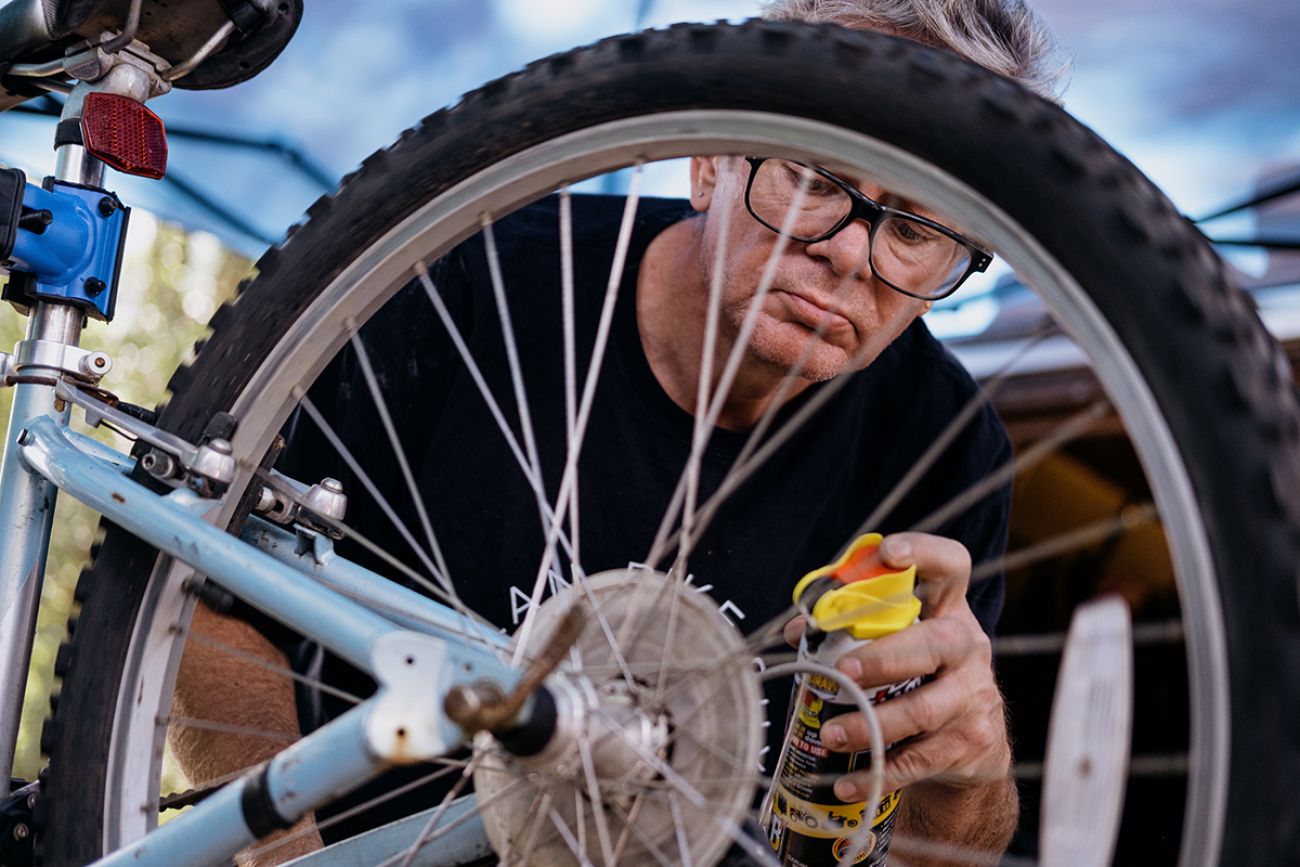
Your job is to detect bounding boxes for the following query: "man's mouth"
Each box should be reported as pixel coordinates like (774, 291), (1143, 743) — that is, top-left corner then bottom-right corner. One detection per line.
(772, 289), (853, 334)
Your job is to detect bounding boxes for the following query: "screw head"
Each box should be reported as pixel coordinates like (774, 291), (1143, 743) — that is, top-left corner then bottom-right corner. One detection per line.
(98, 196), (118, 217)
(84, 277), (106, 297)
(321, 477), (344, 494)
(12, 822), (29, 841)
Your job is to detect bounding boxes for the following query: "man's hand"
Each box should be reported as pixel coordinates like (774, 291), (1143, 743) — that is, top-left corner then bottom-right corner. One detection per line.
(785, 532), (1018, 863)
(817, 533), (1009, 797)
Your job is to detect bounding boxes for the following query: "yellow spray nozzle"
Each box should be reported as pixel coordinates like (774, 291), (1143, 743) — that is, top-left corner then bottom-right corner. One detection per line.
(793, 533), (921, 640)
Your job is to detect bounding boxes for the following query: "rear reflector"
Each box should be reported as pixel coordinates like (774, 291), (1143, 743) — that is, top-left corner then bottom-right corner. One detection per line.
(80, 92), (168, 179)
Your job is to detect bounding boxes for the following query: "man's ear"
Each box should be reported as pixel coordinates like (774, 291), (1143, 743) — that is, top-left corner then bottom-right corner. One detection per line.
(690, 156), (722, 212)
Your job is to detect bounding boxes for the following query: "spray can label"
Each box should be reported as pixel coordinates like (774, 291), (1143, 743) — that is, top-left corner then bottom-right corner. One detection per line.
(767, 665), (921, 866)
(764, 533), (924, 866)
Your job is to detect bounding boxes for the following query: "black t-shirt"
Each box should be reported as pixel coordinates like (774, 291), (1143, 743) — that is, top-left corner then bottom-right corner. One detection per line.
(269, 193), (1011, 838)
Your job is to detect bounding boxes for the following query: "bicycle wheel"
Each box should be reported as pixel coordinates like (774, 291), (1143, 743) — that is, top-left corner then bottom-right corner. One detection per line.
(37, 20), (1300, 867)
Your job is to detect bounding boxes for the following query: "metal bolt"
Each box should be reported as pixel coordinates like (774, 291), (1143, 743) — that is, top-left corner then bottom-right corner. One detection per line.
(84, 277), (106, 297)
(12, 822), (30, 841)
(140, 450), (177, 478)
(206, 438), (233, 455)
(322, 477), (344, 494)
(25, 792), (36, 809)
(79, 350), (112, 379)
(98, 196), (118, 217)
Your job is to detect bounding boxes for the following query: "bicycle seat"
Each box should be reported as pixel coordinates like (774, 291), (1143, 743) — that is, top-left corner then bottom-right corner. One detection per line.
(0, 0), (302, 112)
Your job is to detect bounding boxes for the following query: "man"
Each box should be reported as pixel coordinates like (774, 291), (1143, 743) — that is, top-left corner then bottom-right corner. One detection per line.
(173, 2), (1061, 864)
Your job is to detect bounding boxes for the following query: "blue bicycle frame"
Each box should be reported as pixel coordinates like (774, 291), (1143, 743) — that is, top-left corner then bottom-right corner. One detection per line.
(0, 72), (520, 867)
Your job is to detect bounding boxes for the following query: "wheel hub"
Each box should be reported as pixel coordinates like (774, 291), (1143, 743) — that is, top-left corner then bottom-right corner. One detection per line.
(472, 568), (764, 866)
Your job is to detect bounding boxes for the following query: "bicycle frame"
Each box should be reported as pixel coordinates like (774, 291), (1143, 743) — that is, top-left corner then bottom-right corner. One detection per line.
(0, 59), (520, 867)
(5, 403), (520, 866)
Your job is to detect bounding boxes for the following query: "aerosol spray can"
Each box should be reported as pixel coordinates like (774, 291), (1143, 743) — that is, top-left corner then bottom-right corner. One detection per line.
(763, 533), (922, 866)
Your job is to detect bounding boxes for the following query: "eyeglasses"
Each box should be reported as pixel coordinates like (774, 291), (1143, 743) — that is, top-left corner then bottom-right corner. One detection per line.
(743, 157), (993, 301)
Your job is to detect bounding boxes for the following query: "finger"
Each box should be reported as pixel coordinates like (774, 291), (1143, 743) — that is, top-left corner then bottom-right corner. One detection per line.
(834, 615), (983, 688)
(820, 678), (967, 752)
(880, 532), (971, 612)
(783, 615), (807, 648)
(833, 732), (964, 797)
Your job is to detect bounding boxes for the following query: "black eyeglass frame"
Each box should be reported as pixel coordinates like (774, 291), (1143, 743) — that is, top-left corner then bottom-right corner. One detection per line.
(742, 156), (994, 301)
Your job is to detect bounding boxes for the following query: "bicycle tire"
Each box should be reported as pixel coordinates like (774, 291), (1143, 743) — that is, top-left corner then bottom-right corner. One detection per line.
(36, 20), (1300, 866)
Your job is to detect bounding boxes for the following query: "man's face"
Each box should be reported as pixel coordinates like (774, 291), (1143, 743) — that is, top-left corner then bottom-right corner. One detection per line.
(690, 155), (931, 382)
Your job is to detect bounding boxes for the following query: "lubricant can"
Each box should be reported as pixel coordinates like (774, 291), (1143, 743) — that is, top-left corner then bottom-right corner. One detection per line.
(763, 533), (922, 867)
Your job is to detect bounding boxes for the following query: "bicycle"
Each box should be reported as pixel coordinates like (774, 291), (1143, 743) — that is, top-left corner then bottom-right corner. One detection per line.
(0, 2), (1297, 866)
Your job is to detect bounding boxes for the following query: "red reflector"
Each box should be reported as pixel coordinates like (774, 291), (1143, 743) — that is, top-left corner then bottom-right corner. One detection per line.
(80, 92), (168, 179)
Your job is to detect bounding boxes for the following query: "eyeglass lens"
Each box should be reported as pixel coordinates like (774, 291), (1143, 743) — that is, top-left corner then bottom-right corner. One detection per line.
(748, 159), (973, 299)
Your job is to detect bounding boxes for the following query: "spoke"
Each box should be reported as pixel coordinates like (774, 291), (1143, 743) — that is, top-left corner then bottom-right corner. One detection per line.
(994, 619), (1182, 657)
(587, 704), (783, 867)
(573, 787), (588, 860)
(646, 171), (814, 572)
(243, 762), (465, 860)
(414, 266), (580, 565)
(251, 467), (509, 662)
(608, 788), (646, 866)
(294, 390), (446, 584)
(849, 326), (1054, 546)
(971, 502), (1157, 582)
(560, 188), (581, 561)
(1014, 752), (1188, 781)
(649, 575), (688, 704)
(669, 793), (696, 867)
(546, 800), (595, 867)
(510, 786), (553, 866)
(607, 794), (677, 867)
(579, 649), (798, 680)
(912, 399), (1111, 535)
(577, 733), (619, 867)
(483, 218), (572, 625)
(346, 328), (464, 616)
(646, 302), (916, 572)
(387, 753), (480, 867)
(514, 165), (646, 666)
(675, 188), (737, 567)
(549, 801), (595, 866)
(413, 265), (592, 644)
(168, 717), (297, 743)
(185, 629), (364, 705)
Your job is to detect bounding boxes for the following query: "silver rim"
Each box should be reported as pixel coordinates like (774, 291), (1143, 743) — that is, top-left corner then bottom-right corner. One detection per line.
(100, 111), (1227, 865)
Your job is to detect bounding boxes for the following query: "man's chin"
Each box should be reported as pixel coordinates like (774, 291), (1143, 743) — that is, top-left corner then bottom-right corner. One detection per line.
(747, 334), (853, 383)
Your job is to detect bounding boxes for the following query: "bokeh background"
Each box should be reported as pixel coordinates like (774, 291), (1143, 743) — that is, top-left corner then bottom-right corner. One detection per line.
(1, 0), (1296, 832)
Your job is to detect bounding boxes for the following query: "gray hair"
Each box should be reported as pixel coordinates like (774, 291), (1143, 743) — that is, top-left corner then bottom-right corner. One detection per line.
(761, 0), (1065, 99)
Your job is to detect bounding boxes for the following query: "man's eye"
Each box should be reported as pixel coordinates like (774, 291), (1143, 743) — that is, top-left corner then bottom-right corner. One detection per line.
(806, 177), (837, 196)
(781, 163), (836, 196)
(891, 220), (937, 243)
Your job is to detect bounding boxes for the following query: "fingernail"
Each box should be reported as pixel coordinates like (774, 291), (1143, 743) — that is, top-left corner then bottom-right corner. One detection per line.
(882, 537), (912, 563)
(834, 779), (859, 801)
(822, 724), (845, 749)
(837, 657), (862, 681)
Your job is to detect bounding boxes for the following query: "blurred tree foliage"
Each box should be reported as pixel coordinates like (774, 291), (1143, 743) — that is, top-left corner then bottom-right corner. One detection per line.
(0, 210), (251, 786)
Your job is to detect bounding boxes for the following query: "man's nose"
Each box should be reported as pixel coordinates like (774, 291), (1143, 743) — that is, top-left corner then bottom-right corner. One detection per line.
(804, 218), (872, 281)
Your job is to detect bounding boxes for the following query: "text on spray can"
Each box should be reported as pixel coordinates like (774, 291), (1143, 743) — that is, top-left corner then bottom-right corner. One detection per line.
(764, 533), (923, 867)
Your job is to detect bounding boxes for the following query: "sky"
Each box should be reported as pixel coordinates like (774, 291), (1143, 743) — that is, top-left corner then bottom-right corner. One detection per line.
(0, 0), (1295, 271)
